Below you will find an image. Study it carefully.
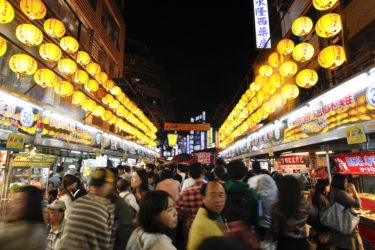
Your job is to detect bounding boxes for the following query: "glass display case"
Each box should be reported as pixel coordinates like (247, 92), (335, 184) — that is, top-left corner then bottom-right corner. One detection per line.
(10, 166), (50, 190)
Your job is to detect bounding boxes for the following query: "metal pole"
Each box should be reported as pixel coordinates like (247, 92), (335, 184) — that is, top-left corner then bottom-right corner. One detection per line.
(325, 149), (332, 183)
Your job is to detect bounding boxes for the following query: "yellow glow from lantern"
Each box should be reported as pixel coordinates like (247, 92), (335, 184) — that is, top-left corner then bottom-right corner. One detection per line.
(60, 36), (79, 53)
(84, 79), (99, 92)
(292, 16), (313, 36)
(277, 39), (295, 56)
(0, 0), (14, 24)
(281, 84), (299, 100)
(20, 0), (46, 20)
(86, 62), (101, 76)
(58, 58), (77, 74)
(34, 68), (57, 88)
(9, 53), (38, 75)
(39, 43), (62, 62)
(82, 99), (96, 112)
(44, 18), (66, 38)
(72, 91), (86, 106)
(279, 61), (298, 77)
(318, 45), (346, 69)
(259, 65), (273, 77)
(16, 23), (43, 46)
(296, 69), (319, 88)
(292, 43), (314, 62)
(54, 81), (74, 97)
(76, 51), (90, 65)
(313, 0), (338, 11)
(110, 86), (121, 96)
(73, 70), (89, 85)
(316, 13), (342, 38)
(95, 71), (108, 84)
(268, 52), (284, 68)
(0, 35), (7, 56)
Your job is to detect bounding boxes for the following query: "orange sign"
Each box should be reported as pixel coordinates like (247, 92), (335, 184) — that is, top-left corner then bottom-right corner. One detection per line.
(164, 123), (210, 131)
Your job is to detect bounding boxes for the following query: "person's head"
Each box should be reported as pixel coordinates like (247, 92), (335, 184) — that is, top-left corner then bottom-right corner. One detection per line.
(48, 189), (58, 203)
(315, 179), (330, 195)
(226, 160), (247, 180)
(215, 158), (226, 167)
(116, 178), (131, 192)
(160, 168), (173, 181)
(56, 165), (64, 174)
(131, 169), (149, 192)
(277, 175), (301, 219)
(331, 174), (347, 190)
(147, 172), (155, 185)
(138, 191), (178, 234)
(62, 174), (77, 191)
(89, 168), (115, 197)
(252, 161), (261, 175)
(145, 163), (155, 173)
(124, 165), (131, 173)
(173, 174), (183, 184)
(177, 164), (186, 174)
(189, 162), (203, 179)
(117, 165), (126, 175)
(212, 166), (228, 182)
(200, 181), (226, 214)
(7, 185), (44, 223)
(46, 200), (65, 226)
(197, 236), (248, 250)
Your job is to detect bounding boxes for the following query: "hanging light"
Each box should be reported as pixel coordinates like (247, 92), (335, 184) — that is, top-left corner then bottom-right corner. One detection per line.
(292, 16), (313, 36)
(108, 115), (118, 125)
(58, 58), (77, 74)
(296, 69), (319, 88)
(270, 93), (285, 109)
(76, 51), (90, 65)
(95, 71), (108, 84)
(313, 0), (339, 10)
(34, 68), (57, 88)
(256, 90), (269, 104)
(103, 79), (115, 90)
(93, 105), (105, 118)
(84, 79), (99, 92)
(316, 13), (342, 38)
(16, 23), (43, 46)
(73, 70), (89, 85)
(0, 35), (7, 56)
(292, 43), (314, 62)
(103, 110), (113, 121)
(268, 52), (284, 68)
(9, 53), (38, 75)
(109, 99), (120, 109)
(110, 86), (121, 96)
(86, 62), (101, 76)
(20, 0), (46, 20)
(279, 61), (298, 77)
(39, 43), (62, 62)
(0, 0), (14, 24)
(250, 81), (262, 92)
(259, 65), (273, 77)
(82, 99), (96, 112)
(102, 93), (114, 105)
(269, 73), (282, 89)
(44, 18), (66, 38)
(281, 84), (299, 100)
(60, 36), (79, 53)
(264, 82), (276, 95)
(72, 91), (86, 106)
(263, 101), (276, 114)
(318, 45), (346, 69)
(54, 81), (74, 97)
(277, 39), (295, 56)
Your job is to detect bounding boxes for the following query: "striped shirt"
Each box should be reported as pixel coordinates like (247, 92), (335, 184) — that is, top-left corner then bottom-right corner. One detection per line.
(57, 194), (116, 250)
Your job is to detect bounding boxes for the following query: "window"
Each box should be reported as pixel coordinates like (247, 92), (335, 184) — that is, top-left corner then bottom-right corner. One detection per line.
(101, 2), (120, 49)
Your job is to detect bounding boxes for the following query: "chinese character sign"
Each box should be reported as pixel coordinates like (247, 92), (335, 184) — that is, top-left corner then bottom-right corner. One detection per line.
(253, 0), (271, 49)
(333, 152), (375, 175)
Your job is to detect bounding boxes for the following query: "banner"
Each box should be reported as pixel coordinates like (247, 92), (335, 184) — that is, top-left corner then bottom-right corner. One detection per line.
(333, 152), (375, 175)
(167, 134), (178, 147)
(13, 153), (56, 167)
(164, 123), (210, 131)
(195, 152), (212, 164)
(280, 154), (310, 174)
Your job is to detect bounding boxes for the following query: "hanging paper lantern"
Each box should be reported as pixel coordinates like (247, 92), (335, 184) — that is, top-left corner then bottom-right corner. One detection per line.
(269, 73), (282, 89)
(256, 90), (269, 104)
(0, 35), (7, 56)
(86, 62), (101, 76)
(9, 54), (38, 75)
(292, 16), (313, 36)
(264, 82), (276, 95)
(58, 58), (77, 74)
(268, 52), (284, 68)
(110, 86), (121, 96)
(313, 0), (339, 10)
(0, 0), (14, 24)
(34, 68), (57, 88)
(93, 105), (105, 118)
(54, 81), (74, 97)
(250, 112), (261, 124)
(73, 70), (89, 85)
(95, 71), (108, 84)
(292, 43), (314, 62)
(44, 18), (66, 38)
(39, 43), (62, 62)
(279, 61), (298, 77)
(16, 23), (43, 46)
(316, 13), (342, 38)
(270, 93), (285, 109)
(254, 75), (267, 85)
(103, 110), (113, 121)
(318, 45), (346, 69)
(109, 99), (120, 109)
(259, 65), (273, 77)
(20, 0), (46, 20)
(84, 79), (99, 92)
(76, 51), (90, 65)
(82, 99), (96, 112)
(108, 115), (118, 125)
(103, 79), (115, 91)
(277, 39), (295, 56)
(263, 101), (276, 114)
(296, 69), (319, 88)
(102, 94), (114, 105)
(72, 91), (86, 106)
(60, 36), (79, 53)
(281, 84), (299, 100)
(250, 81), (262, 92)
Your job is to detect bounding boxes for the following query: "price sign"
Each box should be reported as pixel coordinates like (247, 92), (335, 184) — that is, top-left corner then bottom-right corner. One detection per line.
(6, 133), (25, 149)
(366, 83), (375, 108)
(20, 109), (34, 128)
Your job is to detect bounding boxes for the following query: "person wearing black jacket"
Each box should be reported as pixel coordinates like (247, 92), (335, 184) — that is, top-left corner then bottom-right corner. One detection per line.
(312, 179), (330, 250)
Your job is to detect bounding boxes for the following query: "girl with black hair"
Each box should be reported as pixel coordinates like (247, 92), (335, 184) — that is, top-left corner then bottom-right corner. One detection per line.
(126, 190), (178, 250)
(131, 169), (150, 205)
(58, 174), (77, 219)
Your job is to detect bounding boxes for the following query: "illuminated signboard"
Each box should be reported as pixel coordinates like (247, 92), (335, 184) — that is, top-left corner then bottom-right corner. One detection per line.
(253, 0), (271, 49)
(333, 152), (375, 175)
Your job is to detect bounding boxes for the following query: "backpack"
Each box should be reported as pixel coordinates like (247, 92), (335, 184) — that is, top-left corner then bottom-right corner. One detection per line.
(223, 189), (254, 228)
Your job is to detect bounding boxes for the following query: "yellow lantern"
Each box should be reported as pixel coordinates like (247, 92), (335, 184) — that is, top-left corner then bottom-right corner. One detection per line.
(0, 35), (7, 56)
(54, 81), (74, 97)
(250, 97), (259, 110)
(103, 79), (115, 91)
(103, 110), (113, 121)
(102, 94), (114, 104)
(254, 75), (267, 85)
(76, 51), (90, 65)
(39, 43), (62, 62)
(296, 69), (318, 88)
(279, 61), (298, 77)
(95, 71), (108, 84)
(292, 16), (313, 36)
(264, 82), (276, 95)
(250, 112), (261, 124)
(263, 101), (276, 114)
(82, 99), (96, 112)
(9, 54), (38, 75)
(250, 81), (262, 92)
(257, 90), (269, 104)
(20, 0), (46, 20)
(44, 18), (66, 38)
(86, 62), (101, 76)
(259, 65), (273, 77)
(313, 0), (339, 10)
(93, 105), (105, 118)
(277, 39), (294, 56)
(292, 43), (314, 62)
(58, 58), (77, 74)
(72, 91), (86, 106)
(269, 73), (282, 89)
(16, 23), (43, 46)
(109, 99), (120, 109)
(60, 36), (79, 53)
(73, 70), (89, 85)
(270, 93), (285, 109)
(34, 68), (57, 88)
(318, 45), (346, 69)
(281, 84), (299, 100)
(0, 0), (14, 24)
(316, 13), (342, 38)
(268, 52), (284, 68)
(84, 79), (99, 92)
(110, 86), (121, 96)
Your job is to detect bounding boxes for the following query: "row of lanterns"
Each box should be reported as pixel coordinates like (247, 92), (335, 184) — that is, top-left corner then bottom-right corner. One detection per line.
(0, 0), (157, 147)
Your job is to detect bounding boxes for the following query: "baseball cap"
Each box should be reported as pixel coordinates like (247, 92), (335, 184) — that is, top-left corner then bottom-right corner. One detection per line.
(48, 200), (66, 212)
(89, 168), (115, 187)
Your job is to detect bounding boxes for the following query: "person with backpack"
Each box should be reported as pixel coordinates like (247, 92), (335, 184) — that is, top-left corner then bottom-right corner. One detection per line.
(117, 178), (139, 212)
(223, 160), (259, 229)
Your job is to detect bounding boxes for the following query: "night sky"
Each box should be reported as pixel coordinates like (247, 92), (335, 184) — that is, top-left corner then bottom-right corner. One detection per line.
(123, 0), (257, 126)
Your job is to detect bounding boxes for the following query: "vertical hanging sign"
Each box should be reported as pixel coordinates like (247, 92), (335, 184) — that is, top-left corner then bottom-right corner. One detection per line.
(253, 0), (271, 49)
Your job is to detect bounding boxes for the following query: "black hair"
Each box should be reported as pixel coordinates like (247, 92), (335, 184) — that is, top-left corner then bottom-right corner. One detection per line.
(173, 174), (183, 184)
(124, 165), (131, 173)
(177, 164), (187, 173)
(135, 169), (150, 192)
(48, 189), (58, 197)
(147, 172), (155, 178)
(189, 162), (203, 179)
(197, 236), (248, 250)
(18, 186), (44, 223)
(260, 169), (270, 175)
(117, 178), (131, 192)
(252, 161), (261, 174)
(215, 158), (226, 167)
(146, 163), (155, 171)
(226, 160), (247, 180)
(61, 174), (76, 201)
(117, 165), (125, 170)
(56, 165), (64, 173)
(312, 179), (330, 207)
(275, 175), (301, 220)
(160, 168), (173, 181)
(138, 190), (173, 234)
(213, 166), (227, 181)
(331, 174), (347, 190)
(199, 181), (225, 196)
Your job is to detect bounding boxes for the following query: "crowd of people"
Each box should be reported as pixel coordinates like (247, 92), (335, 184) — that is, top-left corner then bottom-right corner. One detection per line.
(0, 159), (365, 250)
